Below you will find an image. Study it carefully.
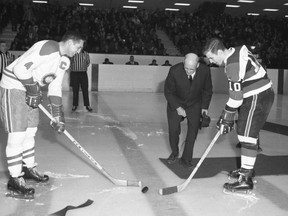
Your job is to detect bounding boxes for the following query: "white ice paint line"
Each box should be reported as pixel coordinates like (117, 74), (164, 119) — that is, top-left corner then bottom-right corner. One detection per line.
(97, 187), (126, 194)
(50, 184), (62, 191)
(147, 129), (167, 137)
(35, 203), (45, 205)
(65, 117), (81, 121)
(88, 113), (120, 124)
(79, 125), (95, 128)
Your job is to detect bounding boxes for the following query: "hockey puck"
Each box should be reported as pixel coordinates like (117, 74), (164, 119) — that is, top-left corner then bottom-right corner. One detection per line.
(141, 186), (149, 193)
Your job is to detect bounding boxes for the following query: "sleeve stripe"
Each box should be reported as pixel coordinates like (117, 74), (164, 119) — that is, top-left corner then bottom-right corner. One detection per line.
(227, 98), (243, 109)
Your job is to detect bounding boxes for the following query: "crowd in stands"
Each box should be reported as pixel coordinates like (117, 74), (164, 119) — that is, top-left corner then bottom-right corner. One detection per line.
(0, 2), (12, 33)
(1, 1), (288, 68)
(160, 8), (288, 69)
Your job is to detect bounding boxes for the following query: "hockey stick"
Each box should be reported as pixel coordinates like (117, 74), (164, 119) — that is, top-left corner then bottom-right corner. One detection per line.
(38, 104), (141, 187)
(159, 131), (221, 195)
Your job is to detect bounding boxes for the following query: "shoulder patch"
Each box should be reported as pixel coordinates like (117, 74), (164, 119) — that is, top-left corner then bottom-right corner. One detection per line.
(39, 41), (59, 56)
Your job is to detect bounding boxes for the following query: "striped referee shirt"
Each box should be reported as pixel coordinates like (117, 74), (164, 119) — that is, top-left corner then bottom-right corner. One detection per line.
(0, 51), (14, 74)
(70, 50), (90, 72)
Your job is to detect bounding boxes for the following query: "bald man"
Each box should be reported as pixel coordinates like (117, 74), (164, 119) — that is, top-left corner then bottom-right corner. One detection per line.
(164, 53), (213, 168)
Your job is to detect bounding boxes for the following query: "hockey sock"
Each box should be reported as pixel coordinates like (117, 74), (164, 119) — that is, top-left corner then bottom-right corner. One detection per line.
(241, 147), (257, 170)
(22, 127), (37, 168)
(6, 132), (26, 177)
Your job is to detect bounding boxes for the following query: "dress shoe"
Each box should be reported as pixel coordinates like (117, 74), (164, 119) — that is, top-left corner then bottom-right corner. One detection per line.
(72, 106), (77, 111)
(180, 158), (194, 169)
(86, 106), (93, 112)
(167, 154), (178, 164)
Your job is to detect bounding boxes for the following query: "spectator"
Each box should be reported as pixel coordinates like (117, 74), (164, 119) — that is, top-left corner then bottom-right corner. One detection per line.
(125, 55), (139, 65)
(102, 58), (113, 64)
(149, 59), (158, 66)
(162, 60), (172, 66)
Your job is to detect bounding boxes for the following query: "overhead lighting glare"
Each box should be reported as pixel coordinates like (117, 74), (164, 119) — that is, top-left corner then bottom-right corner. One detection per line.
(174, 3), (190, 6)
(123, 6), (138, 9)
(263, 8), (279, 12)
(128, 0), (144, 3)
(285, 3), (288, 6)
(285, 15), (288, 17)
(226, 4), (240, 8)
(79, 3), (94, 6)
(238, 0), (255, 3)
(247, 13), (259, 16)
(165, 8), (180, 11)
(32, 0), (47, 3)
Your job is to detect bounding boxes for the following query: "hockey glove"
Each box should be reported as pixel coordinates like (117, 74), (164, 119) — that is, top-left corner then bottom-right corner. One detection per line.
(216, 109), (236, 135)
(49, 104), (65, 133)
(24, 82), (42, 108)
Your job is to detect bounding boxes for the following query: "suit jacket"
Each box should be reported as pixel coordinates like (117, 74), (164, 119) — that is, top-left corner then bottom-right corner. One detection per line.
(164, 62), (213, 111)
(125, 61), (139, 65)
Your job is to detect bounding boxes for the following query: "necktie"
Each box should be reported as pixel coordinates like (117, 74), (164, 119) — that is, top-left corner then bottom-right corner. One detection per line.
(188, 75), (193, 85)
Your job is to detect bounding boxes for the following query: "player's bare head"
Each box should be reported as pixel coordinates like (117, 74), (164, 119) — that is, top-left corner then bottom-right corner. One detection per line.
(60, 31), (85, 57)
(202, 38), (226, 56)
(61, 31), (84, 43)
(203, 38), (227, 66)
(184, 53), (199, 76)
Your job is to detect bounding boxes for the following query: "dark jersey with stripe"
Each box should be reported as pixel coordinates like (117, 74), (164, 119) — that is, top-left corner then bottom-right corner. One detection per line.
(224, 45), (272, 110)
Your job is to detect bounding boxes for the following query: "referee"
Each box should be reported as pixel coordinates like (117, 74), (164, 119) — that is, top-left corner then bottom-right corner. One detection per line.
(0, 41), (14, 81)
(70, 46), (93, 112)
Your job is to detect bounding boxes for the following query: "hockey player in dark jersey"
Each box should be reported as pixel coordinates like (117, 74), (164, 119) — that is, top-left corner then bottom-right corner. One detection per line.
(203, 38), (274, 194)
(0, 31), (84, 200)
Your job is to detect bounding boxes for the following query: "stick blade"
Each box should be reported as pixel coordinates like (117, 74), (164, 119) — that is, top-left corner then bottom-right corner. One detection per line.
(159, 186), (178, 195)
(127, 180), (142, 187)
(112, 179), (142, 187)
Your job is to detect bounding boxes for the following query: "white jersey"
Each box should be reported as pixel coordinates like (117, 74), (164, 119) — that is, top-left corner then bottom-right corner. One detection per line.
(0, 40), (70, 98)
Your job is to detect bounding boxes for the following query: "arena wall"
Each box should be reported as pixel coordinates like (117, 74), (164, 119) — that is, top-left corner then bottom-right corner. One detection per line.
(10, 52), (285, 94)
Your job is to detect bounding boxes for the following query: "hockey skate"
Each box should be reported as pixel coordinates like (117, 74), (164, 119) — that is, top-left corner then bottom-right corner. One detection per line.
(6, 176), (35, 201)
(223, 168), (255, 196)
(23, 165), (49, 183)
(228, 168), (257, 183)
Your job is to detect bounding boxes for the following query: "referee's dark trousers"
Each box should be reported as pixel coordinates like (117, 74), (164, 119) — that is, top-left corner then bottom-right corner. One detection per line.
(71, 71), (90, 107)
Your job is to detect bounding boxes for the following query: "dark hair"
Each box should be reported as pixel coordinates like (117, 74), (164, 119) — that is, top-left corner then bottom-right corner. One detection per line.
(203, 38), (226, 55)
(61, 31), (84, 42)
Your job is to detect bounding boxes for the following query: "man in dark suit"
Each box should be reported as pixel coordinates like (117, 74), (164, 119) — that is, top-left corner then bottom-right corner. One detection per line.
(125, 55), (139, 65)
(103, 58), (114, 64)
(164, 53), (213, 168)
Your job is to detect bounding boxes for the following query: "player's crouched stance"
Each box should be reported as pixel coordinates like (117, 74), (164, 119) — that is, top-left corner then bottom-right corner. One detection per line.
(0, 31), (84, 200)
(3, 81), (50, 200)
(3, 81), (64, 200)
(203, 38), (274, 196)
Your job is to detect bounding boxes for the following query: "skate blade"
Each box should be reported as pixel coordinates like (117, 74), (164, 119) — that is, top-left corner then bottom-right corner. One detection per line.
(223, 188), (255, 197)
(6, 192), (34, 201)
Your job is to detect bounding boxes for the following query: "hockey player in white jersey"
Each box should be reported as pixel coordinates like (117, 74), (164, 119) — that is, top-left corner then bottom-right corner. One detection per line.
(0, 31), (84, 200)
